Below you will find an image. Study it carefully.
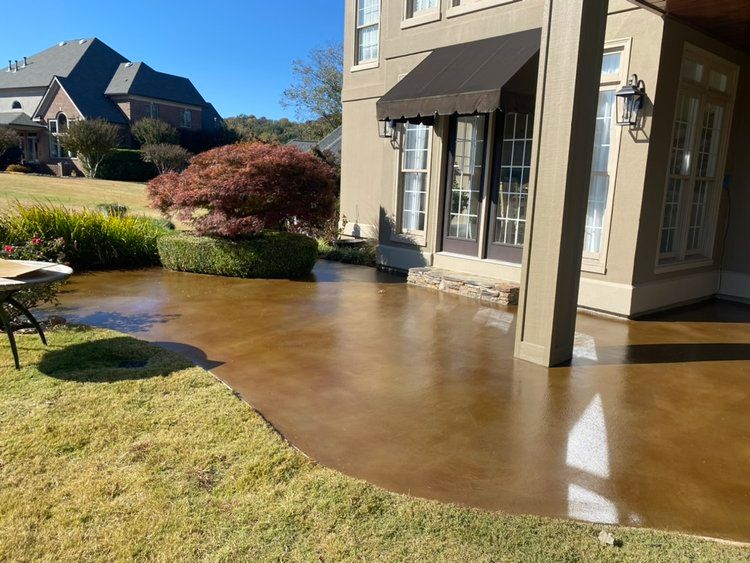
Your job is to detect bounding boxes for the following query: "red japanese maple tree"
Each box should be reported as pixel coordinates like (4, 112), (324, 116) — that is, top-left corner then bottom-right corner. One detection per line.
(148, 142), (338, 238)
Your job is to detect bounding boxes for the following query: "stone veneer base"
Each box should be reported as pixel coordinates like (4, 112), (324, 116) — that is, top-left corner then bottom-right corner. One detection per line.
(407, 267), (520, 306)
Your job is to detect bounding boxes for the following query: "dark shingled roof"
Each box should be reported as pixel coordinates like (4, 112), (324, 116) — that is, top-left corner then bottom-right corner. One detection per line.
(201, 103), (224, 130)
(0, 38), (103, 89)
(105, 62), (206, 106)
(317, 125), (342, 159)
(0, 112), (45, 128)
(2, 38), (214, 125)
(287, 139), (318, 152)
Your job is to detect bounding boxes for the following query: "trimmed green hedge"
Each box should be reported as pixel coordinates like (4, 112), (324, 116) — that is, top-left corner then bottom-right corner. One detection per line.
(98, 149), (157, 182)
(318, 240), (376, 267)
(158, 232), (318, 279)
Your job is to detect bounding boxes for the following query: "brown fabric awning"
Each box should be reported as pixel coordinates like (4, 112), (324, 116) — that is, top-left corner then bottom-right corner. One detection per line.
(376, 28), (541, 122)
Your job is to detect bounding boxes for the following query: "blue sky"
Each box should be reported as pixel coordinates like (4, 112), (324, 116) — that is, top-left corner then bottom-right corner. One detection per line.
(0, 0), (345, 120)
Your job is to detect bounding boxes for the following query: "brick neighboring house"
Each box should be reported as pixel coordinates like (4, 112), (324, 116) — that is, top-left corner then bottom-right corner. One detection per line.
(0, 38), (222, 174)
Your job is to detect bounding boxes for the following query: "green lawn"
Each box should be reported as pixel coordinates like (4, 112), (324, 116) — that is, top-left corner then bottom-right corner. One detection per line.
(0, 327), (747, 562)
(0, 172), (156, 216)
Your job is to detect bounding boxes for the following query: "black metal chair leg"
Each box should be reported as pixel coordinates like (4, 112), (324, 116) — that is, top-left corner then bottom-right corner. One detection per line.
(6, 297), (47, 346)
(0, 304), (21, 370)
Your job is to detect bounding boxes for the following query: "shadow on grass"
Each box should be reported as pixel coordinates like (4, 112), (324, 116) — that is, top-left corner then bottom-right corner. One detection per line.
(38, 335), (194, 382)
(151, 341), (224, 370)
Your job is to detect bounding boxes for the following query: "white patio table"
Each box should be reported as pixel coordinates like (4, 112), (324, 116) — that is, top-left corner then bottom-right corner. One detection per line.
(0, 261), (73, 369)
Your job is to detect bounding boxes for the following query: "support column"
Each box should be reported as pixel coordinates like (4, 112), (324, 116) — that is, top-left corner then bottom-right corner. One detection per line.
(514, 0), (609, 367)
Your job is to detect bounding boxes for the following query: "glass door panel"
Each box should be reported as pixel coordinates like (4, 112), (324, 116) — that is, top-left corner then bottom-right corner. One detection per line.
(442, 114), (487, 255)
(486, 112), (532, 263)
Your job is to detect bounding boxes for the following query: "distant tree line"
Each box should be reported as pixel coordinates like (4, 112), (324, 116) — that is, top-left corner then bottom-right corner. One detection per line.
(225, 42), (343, 145)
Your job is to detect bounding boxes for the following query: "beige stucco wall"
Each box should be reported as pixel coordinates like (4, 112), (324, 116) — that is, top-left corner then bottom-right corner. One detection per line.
(340, 0), (746, 314)
(0, 87), (45, 114)
(628, 17), (750, 310)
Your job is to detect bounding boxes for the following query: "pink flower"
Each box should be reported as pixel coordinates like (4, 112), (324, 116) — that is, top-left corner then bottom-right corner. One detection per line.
(31, 237), (43, 246)
(3, 245), (14, 254)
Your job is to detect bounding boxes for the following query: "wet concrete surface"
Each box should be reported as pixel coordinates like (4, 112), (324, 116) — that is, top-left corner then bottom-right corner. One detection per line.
(54, 261), (750, 542)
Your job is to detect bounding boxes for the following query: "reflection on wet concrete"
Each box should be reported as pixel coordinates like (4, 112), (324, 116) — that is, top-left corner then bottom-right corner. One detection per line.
(55, 262), (750, 542)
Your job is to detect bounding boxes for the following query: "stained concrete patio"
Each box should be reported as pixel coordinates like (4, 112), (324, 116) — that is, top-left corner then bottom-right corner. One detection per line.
(55, 261), (750, 542)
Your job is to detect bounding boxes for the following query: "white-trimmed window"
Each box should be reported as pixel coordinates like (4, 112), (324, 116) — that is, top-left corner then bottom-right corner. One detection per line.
(398, 122), (432, 234)
(356, 0), (380, 65)
(494, 113), (532, 247)
(581, 41), (629, 272)
(406, 0), (438, 18)
(49, 113), (68, 159)
(181, 109), (192, 129)
(657, 46), (737, 267)
(447, 0), (514, 17)
(147, 102), (159, 119)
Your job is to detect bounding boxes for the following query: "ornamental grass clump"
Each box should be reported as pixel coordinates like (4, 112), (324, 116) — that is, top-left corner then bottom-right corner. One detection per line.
(0, 203), (168, 269)
(147, 142), (338, 238)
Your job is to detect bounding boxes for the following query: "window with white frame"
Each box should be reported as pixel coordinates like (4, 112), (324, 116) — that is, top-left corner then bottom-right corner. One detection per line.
(494, 112), (532, 247)
(181, 109), (192, 129)
(406, 0), (438, 18)
(657, 47), (737, 266)
(582, 45), (627, 262)
(356, 0), (380, 65)
(449, 0), (510, 9)
(48, 113), (68, 159)
(399, 122), (431, 233)
(147, 102), (159, 119)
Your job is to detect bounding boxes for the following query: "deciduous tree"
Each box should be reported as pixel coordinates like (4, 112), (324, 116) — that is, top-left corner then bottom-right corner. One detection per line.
(148, 142), (338, 238)
(0, 128), (19, 159)
(131, 118), (179, 146)
(281, 43), (343, 139)
(142, 143), (192, 174)
(61, 119), (120, 178)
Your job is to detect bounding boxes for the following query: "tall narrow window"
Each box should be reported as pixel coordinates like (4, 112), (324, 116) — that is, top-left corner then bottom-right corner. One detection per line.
(148, 102), (159, 119)
(657, 47), (736, 266)
(48, 114), (68, 159)
(583, 47), (624, 260)
(356, 0), (380, 65)
(493, 113), (532, 249)
(181, 109), (192, 129)
(449, 115), (486, 241)
(399, 123), (431, 233)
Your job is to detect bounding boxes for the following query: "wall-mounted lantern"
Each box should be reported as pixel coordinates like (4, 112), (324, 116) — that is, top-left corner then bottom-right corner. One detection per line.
(378, 119), (396, 140)
(615, 74), (646, 127)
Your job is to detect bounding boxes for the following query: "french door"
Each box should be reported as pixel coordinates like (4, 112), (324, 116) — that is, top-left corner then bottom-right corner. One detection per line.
(441, 112), (533, 262)
(442, 114), (488, 255)
(486, 112), (532, 263)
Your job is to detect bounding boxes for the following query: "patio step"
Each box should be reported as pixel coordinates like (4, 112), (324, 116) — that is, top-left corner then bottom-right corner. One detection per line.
(407, 267), (520, 306)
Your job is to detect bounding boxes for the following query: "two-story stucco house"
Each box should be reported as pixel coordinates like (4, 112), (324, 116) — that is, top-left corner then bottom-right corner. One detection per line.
(0, 38), (221, 173)
(339, 0), (750, 366)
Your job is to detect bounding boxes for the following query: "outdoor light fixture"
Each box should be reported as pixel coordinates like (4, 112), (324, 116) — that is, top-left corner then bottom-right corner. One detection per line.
(615, 74), (646, 127)
(378, 119), (396, 140)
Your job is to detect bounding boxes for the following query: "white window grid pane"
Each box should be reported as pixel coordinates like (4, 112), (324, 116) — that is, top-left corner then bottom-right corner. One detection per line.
(494, 113), (531, 247)
(400, 124), (431, 232)
(409, 0), (437, 16)
(450, 116), (485, 240)
(584, 90), (615, 255)
(356, 0), (379, 64)
(660, 94), (700, 258)
(358, 0), (379, 26)
(357, 25), (379, 63)
(601, 52), (621, 79)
